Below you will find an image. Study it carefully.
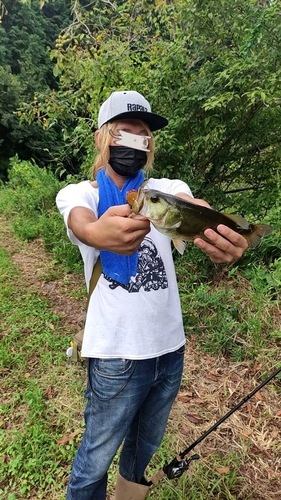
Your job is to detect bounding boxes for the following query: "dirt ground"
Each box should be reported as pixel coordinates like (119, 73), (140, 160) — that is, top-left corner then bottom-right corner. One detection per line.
(1, 218), (280, 499)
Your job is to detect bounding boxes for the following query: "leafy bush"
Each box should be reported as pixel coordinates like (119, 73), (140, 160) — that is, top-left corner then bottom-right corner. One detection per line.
(19, 0), (281, 221)
(0, 156), (82, 271)
(0, 155), (60, 218)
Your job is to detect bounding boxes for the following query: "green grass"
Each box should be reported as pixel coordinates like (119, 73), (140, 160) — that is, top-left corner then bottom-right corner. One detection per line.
(0, 247), (85, 499)
(142, 438), (247, 500)
(178, 267), (280, 362)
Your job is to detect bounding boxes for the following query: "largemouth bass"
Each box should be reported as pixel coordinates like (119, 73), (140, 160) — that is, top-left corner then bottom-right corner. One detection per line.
(127, 188), (273, 254)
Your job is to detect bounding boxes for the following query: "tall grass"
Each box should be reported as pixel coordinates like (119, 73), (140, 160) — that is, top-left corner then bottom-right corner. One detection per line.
(0, 156), (82, 272)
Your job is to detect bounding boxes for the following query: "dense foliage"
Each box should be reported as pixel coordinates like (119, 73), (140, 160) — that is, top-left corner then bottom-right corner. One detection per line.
(1, 0), (280, 255)
(16, 0), (281, 218)
(0, 0), (72, 178)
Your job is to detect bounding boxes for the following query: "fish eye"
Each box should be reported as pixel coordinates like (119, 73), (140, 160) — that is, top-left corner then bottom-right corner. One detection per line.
(150, 196), (159, 203)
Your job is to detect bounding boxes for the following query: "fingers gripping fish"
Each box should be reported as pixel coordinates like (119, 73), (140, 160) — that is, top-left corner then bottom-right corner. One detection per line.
(126, 188), (273, 255)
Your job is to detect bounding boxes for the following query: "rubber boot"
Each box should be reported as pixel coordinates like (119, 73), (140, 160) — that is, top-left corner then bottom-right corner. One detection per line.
(114, 473), (150, 500)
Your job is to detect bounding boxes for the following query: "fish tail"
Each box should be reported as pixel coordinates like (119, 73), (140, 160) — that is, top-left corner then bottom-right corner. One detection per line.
(245, 224), (273, 249)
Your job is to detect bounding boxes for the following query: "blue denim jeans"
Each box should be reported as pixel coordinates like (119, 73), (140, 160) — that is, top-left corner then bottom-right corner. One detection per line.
(66, 347), (184, 500)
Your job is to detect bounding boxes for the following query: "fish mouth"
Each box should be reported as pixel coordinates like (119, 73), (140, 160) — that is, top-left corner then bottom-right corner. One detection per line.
(137, 191), (150, 218)
(126, 188), (147, 217)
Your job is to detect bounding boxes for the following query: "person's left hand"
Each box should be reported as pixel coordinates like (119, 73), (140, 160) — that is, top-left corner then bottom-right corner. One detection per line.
(194, 224), (248, 263)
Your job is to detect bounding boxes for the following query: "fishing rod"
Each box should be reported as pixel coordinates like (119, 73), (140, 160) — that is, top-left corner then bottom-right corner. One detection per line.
(148, 365), (281, 485)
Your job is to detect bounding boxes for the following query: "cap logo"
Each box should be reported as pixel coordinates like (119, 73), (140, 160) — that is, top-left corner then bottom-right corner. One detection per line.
(127, 103), (148, 112)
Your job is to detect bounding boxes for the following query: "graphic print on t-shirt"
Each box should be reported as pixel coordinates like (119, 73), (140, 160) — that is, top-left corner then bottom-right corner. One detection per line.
(104, 238), (168, 292)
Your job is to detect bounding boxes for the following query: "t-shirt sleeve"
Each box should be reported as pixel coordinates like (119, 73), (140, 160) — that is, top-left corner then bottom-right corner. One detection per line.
(56, 181), (98, 245)
(147, 178), (194, 198)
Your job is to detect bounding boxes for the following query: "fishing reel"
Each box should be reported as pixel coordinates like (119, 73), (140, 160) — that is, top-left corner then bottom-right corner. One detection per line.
(163, 454), (200, 480)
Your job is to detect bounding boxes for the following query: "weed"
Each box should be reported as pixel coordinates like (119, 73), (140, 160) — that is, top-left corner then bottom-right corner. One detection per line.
(0, 247), (83, 498)
(0, 157), (82, 272)
(178, 268), (279, 362)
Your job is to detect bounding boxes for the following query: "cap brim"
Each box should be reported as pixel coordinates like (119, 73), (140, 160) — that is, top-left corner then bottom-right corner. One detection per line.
(103, 111), (168, 131)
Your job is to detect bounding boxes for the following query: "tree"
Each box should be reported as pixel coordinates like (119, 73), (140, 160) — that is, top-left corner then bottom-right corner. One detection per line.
(0, 0), (72, 178)
(19, 0), (281, 216)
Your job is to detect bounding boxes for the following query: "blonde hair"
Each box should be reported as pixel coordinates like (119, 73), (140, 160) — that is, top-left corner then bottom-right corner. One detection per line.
(92, 121), (155, 179)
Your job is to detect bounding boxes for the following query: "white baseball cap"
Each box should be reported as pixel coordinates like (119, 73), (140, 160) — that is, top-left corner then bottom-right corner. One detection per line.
(98, 90), (168, 131)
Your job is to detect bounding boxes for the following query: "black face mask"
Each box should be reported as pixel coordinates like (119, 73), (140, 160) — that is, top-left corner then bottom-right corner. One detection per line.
(109, 146), (147, 177)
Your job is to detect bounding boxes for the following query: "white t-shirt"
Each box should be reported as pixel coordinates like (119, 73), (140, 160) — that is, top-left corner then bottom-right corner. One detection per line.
(56, 177), (193, 359)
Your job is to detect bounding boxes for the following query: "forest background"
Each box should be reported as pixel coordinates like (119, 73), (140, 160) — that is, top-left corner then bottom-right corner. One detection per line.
(0, 1), (280, 499)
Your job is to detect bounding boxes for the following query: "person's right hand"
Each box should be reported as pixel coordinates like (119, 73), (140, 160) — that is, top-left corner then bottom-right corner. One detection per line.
(68, 204), (151, 255)
(95, 205), (151, 254)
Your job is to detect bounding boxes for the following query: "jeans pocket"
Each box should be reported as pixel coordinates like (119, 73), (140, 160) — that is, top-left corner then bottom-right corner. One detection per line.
(88, 358), (137, 401)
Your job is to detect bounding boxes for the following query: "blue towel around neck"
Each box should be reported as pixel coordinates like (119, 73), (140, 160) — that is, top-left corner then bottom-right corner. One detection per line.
(97, 168), (145, 285)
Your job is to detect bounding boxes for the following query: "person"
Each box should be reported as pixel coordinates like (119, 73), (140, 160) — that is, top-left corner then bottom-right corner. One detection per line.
(56, 90), (248, 500)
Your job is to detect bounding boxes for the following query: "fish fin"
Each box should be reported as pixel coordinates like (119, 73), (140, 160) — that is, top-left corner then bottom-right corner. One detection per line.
(245, 224), (273, 249)
(169, 221), (182, 229)
(221, 213), (250, 230)
(172, 238), (186, 255)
